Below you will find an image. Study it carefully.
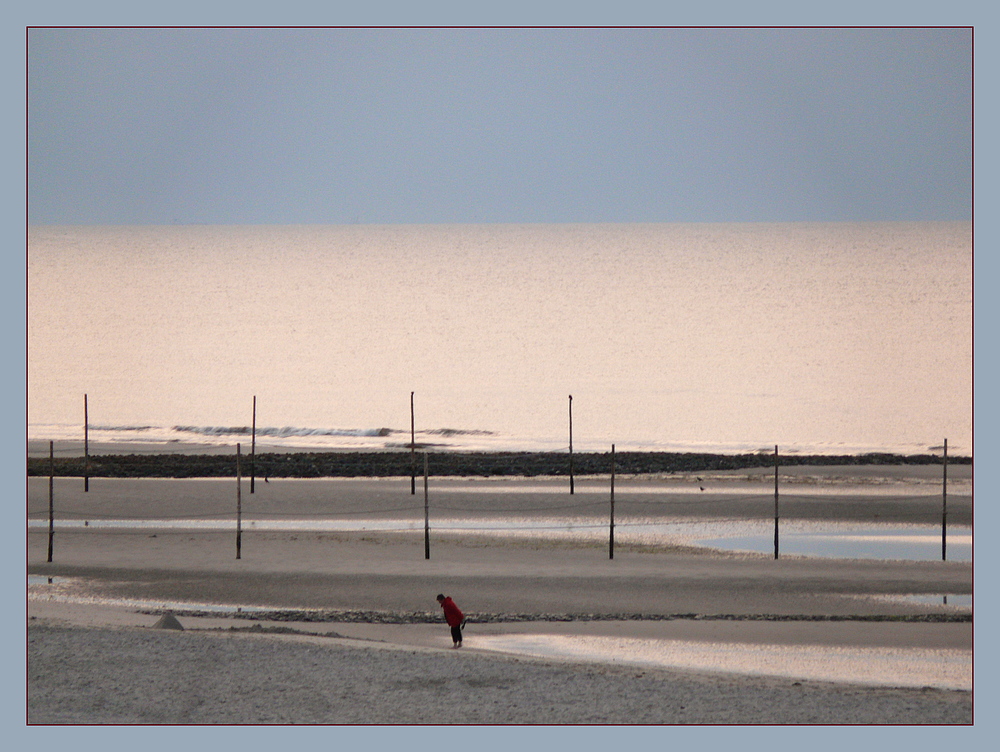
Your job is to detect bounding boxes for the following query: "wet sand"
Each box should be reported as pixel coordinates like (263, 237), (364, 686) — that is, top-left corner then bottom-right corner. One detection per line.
(27, 470), (973, 724)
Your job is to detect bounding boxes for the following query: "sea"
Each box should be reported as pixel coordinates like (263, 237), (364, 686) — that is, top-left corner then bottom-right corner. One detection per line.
(27, 222), (972, 457)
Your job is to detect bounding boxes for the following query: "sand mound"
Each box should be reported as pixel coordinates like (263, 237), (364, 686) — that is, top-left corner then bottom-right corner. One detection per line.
(152, 612), (184, 631)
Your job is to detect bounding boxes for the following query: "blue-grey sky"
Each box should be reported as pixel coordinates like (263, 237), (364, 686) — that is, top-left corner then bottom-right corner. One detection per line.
(27, 26), (971, 225)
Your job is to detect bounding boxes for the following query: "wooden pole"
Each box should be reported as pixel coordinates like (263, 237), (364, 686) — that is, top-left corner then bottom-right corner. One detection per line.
(411, 392), (416, 495)
(423, 452), (430, 560)
(236, 443), (242, 560)
(250, 396), (256, 494)
(609, 444), (616, 560)
(84, 394), (89, 492)
(773, 445), (779, 560)
(568, 395), (574, 495)
(942, 438), (948, 561)
(47, 440), (54, 563)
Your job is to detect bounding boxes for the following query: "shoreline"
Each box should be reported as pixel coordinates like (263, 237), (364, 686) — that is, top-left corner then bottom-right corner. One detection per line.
(26, 470), (973, 724)
(28, 538), (974, 724)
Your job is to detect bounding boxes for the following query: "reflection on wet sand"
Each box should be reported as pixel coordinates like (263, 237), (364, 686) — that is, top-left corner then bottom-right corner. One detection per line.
(473, 634), (972, 691)
(27, 515), (972, 562)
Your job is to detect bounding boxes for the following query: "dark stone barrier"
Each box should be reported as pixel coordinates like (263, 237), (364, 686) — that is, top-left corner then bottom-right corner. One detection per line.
(27, 450), (969, 479)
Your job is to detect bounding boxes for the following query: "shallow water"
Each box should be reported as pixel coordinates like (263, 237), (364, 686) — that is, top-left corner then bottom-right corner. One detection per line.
(27, 222), (972, 456)
(696, 521), (972, 562)
(27, 516), (971, 562)
(27, 575), (272, 615)
(868, 593), (972, 609)
(472, 634), (972, 691)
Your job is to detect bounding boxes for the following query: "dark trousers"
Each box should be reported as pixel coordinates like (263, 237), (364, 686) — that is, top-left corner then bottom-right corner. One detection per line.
(450, 625), (462, 643)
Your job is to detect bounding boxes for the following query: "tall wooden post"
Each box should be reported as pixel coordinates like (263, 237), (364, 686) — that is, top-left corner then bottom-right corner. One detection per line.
(942, 438), (948, 561)
(609, 444), (616, 560)
(236, 443), (243, 560)
(773, 445), (780, 560)
(84, 394), (89, 492)
(411, 392), (416, 495)
(568, 395), (574, 495)
(423, 452), (430, 560)
(47, 440), (54, 563)
(250, 396), (256, 494)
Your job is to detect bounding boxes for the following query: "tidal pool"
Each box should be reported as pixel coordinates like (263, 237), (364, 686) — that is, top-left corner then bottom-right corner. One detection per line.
(869, 593), (972, 609)
(28, 516), (971, 561)
(695, 520), (972, 562)
(28, 575), (273, 614)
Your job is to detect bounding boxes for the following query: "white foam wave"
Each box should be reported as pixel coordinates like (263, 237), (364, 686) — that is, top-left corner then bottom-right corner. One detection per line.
(172, 425), (397, 439)
(26, 422), (966, 457)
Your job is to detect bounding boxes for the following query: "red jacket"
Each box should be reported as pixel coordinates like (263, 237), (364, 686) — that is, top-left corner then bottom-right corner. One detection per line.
(439, 597), (464, 627)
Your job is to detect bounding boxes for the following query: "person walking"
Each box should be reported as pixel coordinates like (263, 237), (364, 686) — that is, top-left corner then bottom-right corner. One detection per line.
(436, 593), (465, 648)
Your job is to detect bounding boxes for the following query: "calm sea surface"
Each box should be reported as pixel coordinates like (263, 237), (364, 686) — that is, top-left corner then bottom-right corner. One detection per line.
(27, 222), (972, 455)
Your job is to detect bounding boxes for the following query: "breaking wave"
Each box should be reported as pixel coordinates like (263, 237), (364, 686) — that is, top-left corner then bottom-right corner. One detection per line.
(172, 425), (399, 439)
(28, 422), (957, 456)
(90, 425), (155, 432)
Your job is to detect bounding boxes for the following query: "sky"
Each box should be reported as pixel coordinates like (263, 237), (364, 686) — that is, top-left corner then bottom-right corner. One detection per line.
(27, 26), (972, 225)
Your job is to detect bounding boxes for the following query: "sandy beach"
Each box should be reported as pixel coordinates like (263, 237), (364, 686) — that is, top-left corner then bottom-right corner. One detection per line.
(27, 467), (973, 724)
